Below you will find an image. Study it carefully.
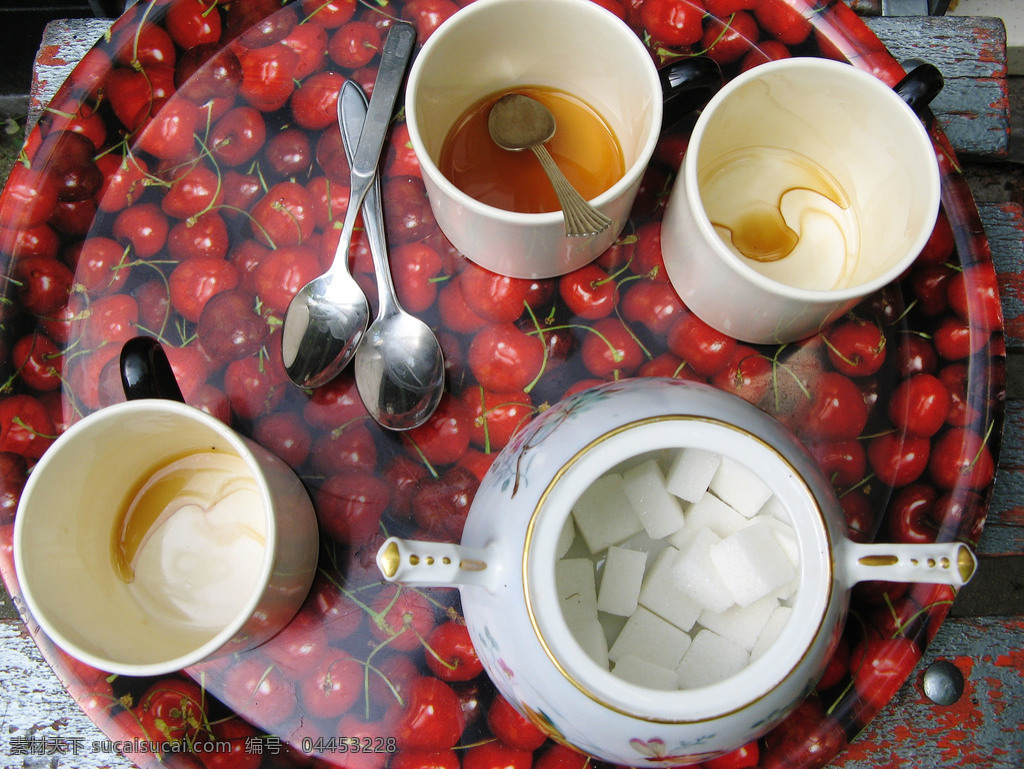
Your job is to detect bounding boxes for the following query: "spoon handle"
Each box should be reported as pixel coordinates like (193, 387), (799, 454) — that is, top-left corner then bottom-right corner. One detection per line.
(339, 80), (399, 316)
(530, 144), (613, 237)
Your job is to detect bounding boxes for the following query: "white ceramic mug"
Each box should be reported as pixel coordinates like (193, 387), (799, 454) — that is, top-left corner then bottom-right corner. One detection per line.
(376, 378), (975, 765)
(662, 58), (942, 344)
(14, 338), (319, 677)
(405, 0), (682, 278)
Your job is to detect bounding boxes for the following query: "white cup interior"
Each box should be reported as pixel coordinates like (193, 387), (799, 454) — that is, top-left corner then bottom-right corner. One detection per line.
(14, 401), (276, 675)
(526, 417), (834, 721)
(407, 0), (660, 216)
(689, 58), (939, 294)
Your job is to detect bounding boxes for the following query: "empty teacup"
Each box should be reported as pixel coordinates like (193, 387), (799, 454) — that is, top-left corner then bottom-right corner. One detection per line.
(14, 337), (319, 676)
(662, 58), (942, 343)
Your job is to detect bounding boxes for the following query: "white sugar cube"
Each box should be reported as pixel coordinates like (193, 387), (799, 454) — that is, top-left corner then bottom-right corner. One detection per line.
(669, 492), (748, 551)
(622, 460), (686, 539)
(676, 629), (750, 688)
(638, 547), (702, 632)
(608, 607), (692, 669)
(751, 606), (793, 660)
(556, 515), (576, 559)
(572, 473), (644, 553)
(760, 515), (799, 567)
(666, 448), (721, 503)
(672, 527), (736, 613)
(570, 616), (610, 668)
(597, 546), (647, 617)
(758, 493), (791, 523)
(556, 558), (598, 623)
(697, 593), (779, 651)
(709, 456), (772, 517)
(710, 520), (797, 607)
(613, 655), (679, 690)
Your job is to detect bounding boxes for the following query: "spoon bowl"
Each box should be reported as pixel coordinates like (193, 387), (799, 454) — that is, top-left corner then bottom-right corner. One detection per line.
(340, 79), (445, 430)
(279, 23), (416, 388)
(488, 93), (612, 237)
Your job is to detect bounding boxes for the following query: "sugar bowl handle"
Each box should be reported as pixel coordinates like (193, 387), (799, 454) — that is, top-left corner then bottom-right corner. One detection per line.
(377, 537), (497, 591)
(842, 540), (977, 588)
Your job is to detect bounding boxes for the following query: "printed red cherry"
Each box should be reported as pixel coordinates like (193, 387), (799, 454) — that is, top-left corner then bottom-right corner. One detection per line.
(460, 387), (534, 452)
(169, 256), (240, 322)
(916, 208), (954, 265)
(825, 317), (886, 377)
(885, 482), (939, 545)
(383, 175), (437, 244)
(468, 324), (545, 393)
(582, 316), (645, 378)
(0, 395), (56, 459)
(938, 362), (981, 427)
(165, 0), (222, 49)
(38, 131), (102, 202)
(291, 70), (346, 130)
(303, 0), (357, 27)
(308, 418), (377, 475)
(534, 743), (590, 769)
(196, 288), (269, 360)
(947, 263), (1002, 330)
(795, 371), (868, 441)
(807, 439), (867, 489)
(368, 583), (437, 652)
(250, 181), (316, 247)
(330, 20), (382, 68)
(252, 244), (321, 315)
(459, 263), (531, 323)
(136, 96), (203, 161)
(0, 164), (60, 230)
(315, 469), (391, 544)
(390, 242), (444, 313)
(263, 126), (313, 179)
(223, 353), (287, 421)
(135, 677), (207, 743)
(758, 697), (846, 769)
(888, 373), (951, 439)
(14, 256), (74, 315)
(12, 333), (63, 392)
(220, 655), (297, 729)
(667, 312), (736, 377)
(740, 39), (792, 72)
(754, 0), (813, 46)
(704, 740), (759, 769)
(462, 741), (534, 769)
(390, 750), (460, 769)
(640, 0), (704, 47)
(929, 426), (995, 490)
(237, 42), (300, 113)
(298, 647), (363, 719)
(559, 263), (619, 320)
(231, 1), (298, 47)
(411, 464), (479, 540)
(424, 620), (484, 682)
(112, 201), (169, 259)
(200, 717), (262, 769)
(487, 692), (548, 751)
(848, 637), (921, 716)
(0, 223), (59, 261)
(621, 280), (685, 335)
(394, 676), (467, 751)
(867, 432), (930, 488)
(702, 11), (759, 65)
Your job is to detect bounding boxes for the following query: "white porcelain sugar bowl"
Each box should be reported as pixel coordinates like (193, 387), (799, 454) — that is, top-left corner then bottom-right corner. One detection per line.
(376, 377), (975, 765)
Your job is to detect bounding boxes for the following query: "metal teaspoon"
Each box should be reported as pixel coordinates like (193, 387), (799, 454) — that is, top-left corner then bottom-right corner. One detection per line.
(280, 22), (417, 389)
(339, 80), (445, 430)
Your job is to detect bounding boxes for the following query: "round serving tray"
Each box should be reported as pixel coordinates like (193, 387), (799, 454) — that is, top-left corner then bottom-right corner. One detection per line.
(0, 1), (1005, 768)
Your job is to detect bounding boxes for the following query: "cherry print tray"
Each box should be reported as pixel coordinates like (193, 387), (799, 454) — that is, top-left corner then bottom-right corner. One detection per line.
(0, 1), (1005, 767)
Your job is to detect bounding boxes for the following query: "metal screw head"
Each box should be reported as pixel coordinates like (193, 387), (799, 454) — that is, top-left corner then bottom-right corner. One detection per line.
(922, 660), (965, 705)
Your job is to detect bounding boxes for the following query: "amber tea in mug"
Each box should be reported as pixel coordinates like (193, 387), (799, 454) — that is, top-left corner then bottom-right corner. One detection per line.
(439, 85), (625, 214)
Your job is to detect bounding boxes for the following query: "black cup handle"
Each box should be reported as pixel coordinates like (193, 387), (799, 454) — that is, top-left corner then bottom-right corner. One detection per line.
(659, 56), (723, 132)
(894, 60), (944, 117)
(120, 336), (186, 403)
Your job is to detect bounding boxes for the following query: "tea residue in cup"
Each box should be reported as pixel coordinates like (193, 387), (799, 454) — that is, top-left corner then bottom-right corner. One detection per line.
(556, 448), (798, 690)
(112, 451), (266, 631)
(699, 147), (859, 291)
(439, 85), (625, 214)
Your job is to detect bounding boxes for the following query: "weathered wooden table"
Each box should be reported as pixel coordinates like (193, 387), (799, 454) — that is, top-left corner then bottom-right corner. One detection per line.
(1, 7), (1022, 769)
